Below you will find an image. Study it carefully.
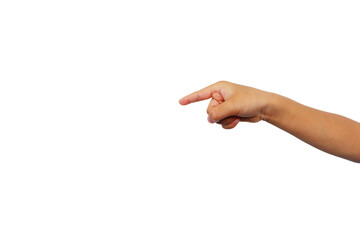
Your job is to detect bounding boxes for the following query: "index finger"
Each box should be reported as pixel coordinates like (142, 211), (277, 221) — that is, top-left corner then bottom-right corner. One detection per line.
(179, 83), (219, 105)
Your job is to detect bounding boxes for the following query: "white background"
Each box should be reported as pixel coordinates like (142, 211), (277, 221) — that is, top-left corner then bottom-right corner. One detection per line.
(1, 0), (360, 239)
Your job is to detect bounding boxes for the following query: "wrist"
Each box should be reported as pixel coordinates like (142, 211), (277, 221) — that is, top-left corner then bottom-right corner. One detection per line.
(261, 92), (281, 123)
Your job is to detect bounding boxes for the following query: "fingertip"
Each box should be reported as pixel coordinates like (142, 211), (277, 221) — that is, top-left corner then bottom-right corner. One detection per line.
(231, 118), (241, 129)
(179, 98), (188, 105)
(232, 117), (241, 126)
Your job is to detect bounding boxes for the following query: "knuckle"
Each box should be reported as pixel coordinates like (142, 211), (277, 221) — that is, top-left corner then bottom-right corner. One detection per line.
(208, 110), (218, 122)
(206, 106), (211, 114)
(217, 80), (227, 85)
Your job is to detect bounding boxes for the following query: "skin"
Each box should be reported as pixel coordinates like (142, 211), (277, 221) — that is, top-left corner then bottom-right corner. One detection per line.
(179, 81), (360, 163)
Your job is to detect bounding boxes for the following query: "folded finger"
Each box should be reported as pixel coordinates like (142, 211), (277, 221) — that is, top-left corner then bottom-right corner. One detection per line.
(222, 118), (241, 129)
(217, 116), (238, 126)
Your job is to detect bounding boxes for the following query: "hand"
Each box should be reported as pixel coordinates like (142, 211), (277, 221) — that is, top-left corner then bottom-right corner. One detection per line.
(179, 81), (272, 129)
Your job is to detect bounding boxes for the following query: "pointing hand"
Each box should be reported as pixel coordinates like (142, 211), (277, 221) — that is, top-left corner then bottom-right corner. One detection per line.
(179, 81), (272, 129)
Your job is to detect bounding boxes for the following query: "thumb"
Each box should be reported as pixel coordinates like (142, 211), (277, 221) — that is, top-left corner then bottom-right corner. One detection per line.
(208, 100), (236, 122)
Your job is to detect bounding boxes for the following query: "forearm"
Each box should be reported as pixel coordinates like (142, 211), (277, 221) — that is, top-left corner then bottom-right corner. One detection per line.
(264, 93), (360, 162)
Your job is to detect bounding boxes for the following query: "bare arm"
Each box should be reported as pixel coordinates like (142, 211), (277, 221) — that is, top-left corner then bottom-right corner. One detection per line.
(264, 93), (360, 162)
(179, 81), (360, 163)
